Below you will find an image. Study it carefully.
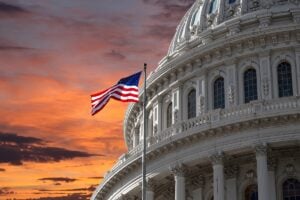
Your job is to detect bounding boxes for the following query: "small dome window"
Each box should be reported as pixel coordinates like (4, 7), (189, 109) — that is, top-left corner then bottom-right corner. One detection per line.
(229, 0), (236, 4)
(209, 0), (218, 14)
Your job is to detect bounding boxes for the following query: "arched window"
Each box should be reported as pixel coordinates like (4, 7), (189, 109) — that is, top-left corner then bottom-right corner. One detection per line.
(278, 62), (293, 97)
(166, 103), (172, 128)
(188, 89), (196, 119)
(282, 178), (300, 200)
(229, 0), (236, 4)
(245, 184), (258, 200)
(244, 68), (258, 103)
(209, 0), (217, 14)
(213, 77), (225, 109)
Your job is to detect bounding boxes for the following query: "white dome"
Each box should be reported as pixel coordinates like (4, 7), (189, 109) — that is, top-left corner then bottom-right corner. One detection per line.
(92, 0), (300, 199)
(167, 0), (299, 56)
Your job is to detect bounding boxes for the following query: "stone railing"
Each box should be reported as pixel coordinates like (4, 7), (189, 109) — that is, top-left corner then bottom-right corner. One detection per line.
(100, 96), (300, 194)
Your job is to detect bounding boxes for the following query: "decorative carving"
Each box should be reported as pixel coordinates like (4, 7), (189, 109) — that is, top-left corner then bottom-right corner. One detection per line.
(260, 36), (266, 47)
(174, 109), (179, 123)
(207, 13), (216, 26)
(199, 95), (205, 113)
(255, 144), (268, 156)
(170, 163), (187, 177)
(225, 165), (239, 179)
(259, 16), (271, 28)
(246, 169), (256, 179)
(227, 85), (235, 105)
(153, 124), (158, 135)
(285, 164), (296, 176)
(210, 152), (225, 165)
(262, 78), (269, 96)
(248, 40), (255, 49)
(272, 35), (278, 45)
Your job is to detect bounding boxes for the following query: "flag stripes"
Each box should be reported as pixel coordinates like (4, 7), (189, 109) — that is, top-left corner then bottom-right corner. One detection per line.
(91, 72), (141, 116)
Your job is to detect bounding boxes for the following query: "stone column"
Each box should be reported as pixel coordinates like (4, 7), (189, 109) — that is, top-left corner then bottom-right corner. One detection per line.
(191, 174), (205, 200)
(170, 163), (186, 200)
(255, 144), (269, 200)
(146, 178), (155, 200)
(294, 47), (300, 95)
(133, 127), (139, 147)
(210, 152), (225, 200)
(225, 165), (238, 200)
(268, 156), (277, 200)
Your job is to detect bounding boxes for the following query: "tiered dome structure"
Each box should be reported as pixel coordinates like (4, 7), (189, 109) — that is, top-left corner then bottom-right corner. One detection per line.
(92, 0), (300, 199)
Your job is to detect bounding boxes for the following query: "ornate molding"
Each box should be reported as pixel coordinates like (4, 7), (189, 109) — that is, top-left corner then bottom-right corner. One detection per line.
(210, 152), (225, 165)
(170, 163), (187, 177)
(255, 144), (268, 157)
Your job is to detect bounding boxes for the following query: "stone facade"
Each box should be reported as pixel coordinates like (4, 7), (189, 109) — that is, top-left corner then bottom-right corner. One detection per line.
(92, 0), (300, 199)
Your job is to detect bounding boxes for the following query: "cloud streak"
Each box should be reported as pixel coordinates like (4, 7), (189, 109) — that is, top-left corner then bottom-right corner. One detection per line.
(0, 132), (101, 165)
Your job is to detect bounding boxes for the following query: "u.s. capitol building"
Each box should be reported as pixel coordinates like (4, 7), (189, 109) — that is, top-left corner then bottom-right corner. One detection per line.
(92, 0), (300, 199)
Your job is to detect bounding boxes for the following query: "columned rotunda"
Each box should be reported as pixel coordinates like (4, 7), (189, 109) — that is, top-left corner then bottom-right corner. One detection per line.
(92, 0), (300, 199)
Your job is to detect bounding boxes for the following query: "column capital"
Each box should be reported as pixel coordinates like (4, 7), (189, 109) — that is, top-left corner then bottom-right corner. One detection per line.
(170, 163), (187, 177)
(255, 144), (268, 156)
(210, 152), (225, 165)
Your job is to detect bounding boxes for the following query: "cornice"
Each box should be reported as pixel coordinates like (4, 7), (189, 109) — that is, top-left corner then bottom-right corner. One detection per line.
(95, 98), (300, 199)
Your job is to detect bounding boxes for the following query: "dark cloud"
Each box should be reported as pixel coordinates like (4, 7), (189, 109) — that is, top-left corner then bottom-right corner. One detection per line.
(38, 184), (97, 192)
(38, 177), (77, 183)
(0, 132), (43, 145)
(0, 2), (30, 17)
(0, 132), (102, 165)
(87, 176), (103, 180)
(0, 45), (34, 51)
(104, 50), (126, 60)
(0, 187), (14, 195)
(23, 193), (90, 200)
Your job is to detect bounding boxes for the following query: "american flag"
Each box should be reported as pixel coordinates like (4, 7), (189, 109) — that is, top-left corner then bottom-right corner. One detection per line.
(91, 71), (142, 116)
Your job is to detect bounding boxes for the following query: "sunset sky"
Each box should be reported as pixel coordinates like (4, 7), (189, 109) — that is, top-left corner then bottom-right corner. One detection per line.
(0, 0), (193, 199)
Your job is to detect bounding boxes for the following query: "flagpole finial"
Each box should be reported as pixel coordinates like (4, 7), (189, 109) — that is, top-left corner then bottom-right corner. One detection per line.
(144, 63), (147, 70)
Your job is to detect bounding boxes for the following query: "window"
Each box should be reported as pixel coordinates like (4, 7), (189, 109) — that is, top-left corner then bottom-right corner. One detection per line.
(245, 184), (258, 200)
(229, 0), (236, 4)
(244, 68), (258, 103)
(166, 103), (172, 128)
(213, 77), (225, 109)
(188, 89), (196, 119)
(282, 178), (300, 200)
(209, 0), (217, 14)
(278, 62), (293, 97)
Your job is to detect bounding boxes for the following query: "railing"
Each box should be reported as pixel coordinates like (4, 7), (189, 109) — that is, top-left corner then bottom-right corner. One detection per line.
(103, 96), (300, 186)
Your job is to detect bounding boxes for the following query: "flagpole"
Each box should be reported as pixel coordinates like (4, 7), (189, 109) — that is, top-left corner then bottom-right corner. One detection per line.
(142, 63), (147, 200)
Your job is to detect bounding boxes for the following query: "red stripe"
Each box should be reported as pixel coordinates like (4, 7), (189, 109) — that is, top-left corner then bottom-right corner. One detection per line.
(91, 88), (138, 103)
(91, 85), (138, 97)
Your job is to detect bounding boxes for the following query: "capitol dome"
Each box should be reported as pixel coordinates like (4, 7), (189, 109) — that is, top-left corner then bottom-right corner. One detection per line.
(92, 0), (300, 199)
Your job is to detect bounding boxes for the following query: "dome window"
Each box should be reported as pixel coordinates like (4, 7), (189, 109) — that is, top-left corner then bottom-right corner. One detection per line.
(209, 0), (218, 14)
(166, 103), (172, 128)
(245, 184), (258, 200)
(282, 178), (300, 200)
(244, 68), (258, 103)
(229, 0), (236, 4)
(213, 77), (225, 109)
(187, 89), (196, 119)
(278, 62), (293, 97)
